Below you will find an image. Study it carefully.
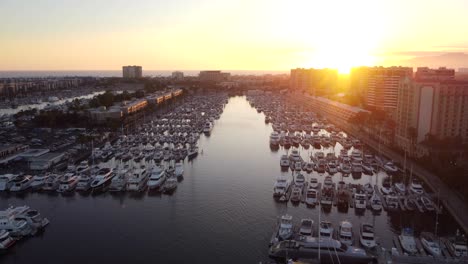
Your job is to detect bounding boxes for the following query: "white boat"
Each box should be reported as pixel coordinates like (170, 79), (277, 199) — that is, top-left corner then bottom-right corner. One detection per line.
(162, 177), (177, 193)
(9, 175), (33, 192)
(270, 131), (280, 146)
(363, 183), (374, 196)
(187, 147), (198, 159)
(384, 162), (399, 174)
(369, 194), (382, 211)
(309, 177), (319, 189)
(289, 150), (302, 162)
(0, 230), (15, 250)
(304, 188), (318, 206)
(394, 182), (406, 194)
(294, 173), (305, 187)
(42, 174), (62, 191)
(280, 155), (290, 168)
(76, 175), (93, 191)
(203, 121), (213, 134)
(147, 166), (166, 190)
(90, 168), (114, 192)
(360, 223), (377, 249)
(7, 205), (49, 230)
(319, 221), (334, 239)
(340, 162), (351, 174)
(0, 209), (33, 237)
(354, 193), (367, 210)
(273, 177), (290, 197)
(420, 196), (435, 212)
(303, 162), (314, 173)
(385, 194), (399, 211)
(409, 180), (424, 195)
(0, 174), (17, 191)
(293, 161), (302, 171)
(75, 160), (90, 175)
(126, 167), (149, 192)
(399, 228), (418, 255)
(30, 175), (48, 190)
(290, 186), (302, 203)
(57, 173), (79, 193)
(174, 163), (184, 178)
(447, 230), (468, 258)
(299, 219), (314, 236)
(351, 150), (363, 162)
(420, 232), (441, 257)
(338, 220), (353, 246)
(327, 162), (338, 174)
(381, 178), (393, 195)
(109, 166), (131, 192)
(278, 214), (293, 240)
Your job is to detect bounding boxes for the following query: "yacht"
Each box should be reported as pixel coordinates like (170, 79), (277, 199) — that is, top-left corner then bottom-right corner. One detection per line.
(304, 188), (318, 206)
(360, 223), (377, 249)
(269, 131), (280, 146)
(147, 166), (166, 190)
(338, 220), (354, 246)
(327, 162), (338, 175)
(0, 230), (15, 250)
(319, 221), (334, 239)
(303, 162), (314, 173)
(363, 183), (374, 196)
(340, 162), (351, 175)
(42, 174), (62, 192)
(446, 230), (468, 258)
(381, 177), (393, 195)
(351, 150), (363, 162)
(75, 160), (90, 175)
(351, 162), (363, 177)
(90, 168), (114, 193)
(0, 174), (17, 191)
(386, 194), (399, 212)
(269, 238), (373, 264)
(273, 177), (290, 197)
(187, 146), (198, 159)
(30, 175), (49, 190)
(289, 150), (302, 162)
(109, 166), (131, 192)
(384, 162), (399, 174)
(420, 196), (435, 212)
(394, 182), (406, 194)
(126, 167), (149, 192)
(76, 175), (93, 192)
(9, 175), (33, 192)
(162, 177), (177, 194)
(279, 155), (290, 168)
(420, 232), (441, 257)
(293, 161), (302, 171)
(294, 173), (305, 187)
(369, 194), (382, 211)
(278, 214), (293, 240)
(399, 228), (418, 255)
(309, 177), (319, 189)
(174, 163), (184, 179)
(299, 219), (314, 236)
(0, 209), (33, 237)
(203, 121), (213, 134)
(409, 180), (424, 195)
(354, 193), (367, 210)
(290, 186), (302, 203)
(57, 173), (79, 193)
(7, 206), (49, 230)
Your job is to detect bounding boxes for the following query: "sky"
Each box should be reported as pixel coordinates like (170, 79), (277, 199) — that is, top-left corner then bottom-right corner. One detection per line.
(1, 0), (468, 72)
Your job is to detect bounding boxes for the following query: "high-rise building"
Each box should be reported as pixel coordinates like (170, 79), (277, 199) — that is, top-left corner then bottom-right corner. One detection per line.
(198, 71), (230, 83)
(366, 66), (413, 111)
(122, 66), (143, 78)
(414, 67), (455, 81)
(396, 68), (468, 154)
(290, 68), (338, 96)
(171, 71), (184, 81)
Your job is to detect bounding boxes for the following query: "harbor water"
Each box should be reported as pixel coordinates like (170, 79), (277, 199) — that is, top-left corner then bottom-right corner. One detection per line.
(0, 96), (461, 263)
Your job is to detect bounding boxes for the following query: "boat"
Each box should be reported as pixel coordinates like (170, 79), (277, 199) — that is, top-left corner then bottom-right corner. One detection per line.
(162, 177), (177, 194)
(420, 232), (442, 257)
(294, 173), (305, 187)
(109, 167), (131, 192)
(0, 174), (17, 191)
(75, 160), (90, 175)
(290, 186), (302, 203)
(269, 131), (280, 146)
(299, 219), (314, 236)
(174, 162), (184, 179)
(385, 194), (399, 212)
(383, 161), (399, 174)
(409, 179), (424, 195)
(340, 162), (351, 175)
(269, 238), (373, 264)
(399, 228), (418, 255)
(147, 166), (166, 190)
(289, 150), (302, 162)
(369, 194), (382, 211)
(279, 155), (290, 168)
(319, 221), (334, 239)
(7, 206), (49, 230)
(446, 230), (468, 258)
(187, 146), (198, 159)
(303, 162), (314, 173)
(362, 162), (373, 175)
(273, 177), (290, 197)
(293, 161), (302, 171)
(403, 197), (416, 212)
(363, 183), (374, 196)
(9, 175), (33, 192)
(326, 162), (338, 175)
(57, 173), (79, 193)
(30, 175), (48, 190)
(42, 174), (62, 192)
(126, 167), (149, 192)
(304, 188), (318, 206)
(351, 150), (363, 162)
(203, 121), (213, 134)
(381, 177), (393, 195)
(278, 214), (293, 240)
(0, 230), (16, 251)
(309, 177), (319, 189)
(338, 220), (354, 246)
(351, 162), (362, 178)
(0, 209), (33, 237)
(76, 175), (93, 192)
(354, 192), (367, 210)
(394, 182), (406, 194)
(420, 196), (435, 211)
(90, 168), (114, 193)
(360, 223), (377, 249)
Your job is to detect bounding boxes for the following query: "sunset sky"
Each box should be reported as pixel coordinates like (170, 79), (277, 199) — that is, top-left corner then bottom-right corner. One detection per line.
(1, 0), (467, 72)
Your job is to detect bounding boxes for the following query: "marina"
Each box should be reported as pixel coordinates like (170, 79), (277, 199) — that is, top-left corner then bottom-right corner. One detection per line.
(0, 94), (466, 263)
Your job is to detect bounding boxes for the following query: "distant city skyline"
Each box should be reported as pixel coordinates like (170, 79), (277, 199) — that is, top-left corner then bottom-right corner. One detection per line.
(1, 0), (468, 72)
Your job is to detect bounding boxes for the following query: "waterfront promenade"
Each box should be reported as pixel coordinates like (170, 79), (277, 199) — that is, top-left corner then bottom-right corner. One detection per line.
(289, 94), (468, 234)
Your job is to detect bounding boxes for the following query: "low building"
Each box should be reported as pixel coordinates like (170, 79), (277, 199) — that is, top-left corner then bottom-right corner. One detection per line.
(89, 106), (123, 121)
(172, 71), (184, 81)
(199, 71), (230, 83)
(0, 144), (29, 164)
(20, 149), (50, 159)
(121, 99), (148, 115)
(29, 152), (65, 170)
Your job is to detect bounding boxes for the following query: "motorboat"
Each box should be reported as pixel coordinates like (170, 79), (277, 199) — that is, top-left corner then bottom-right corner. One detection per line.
(273, 177), (290, 197)
(354, 192), (367, 210)
(187, 146), (198, 159)
(340, 162), (351, 175)
(362, 162), (373, 175)
(394, 182), (406, 194)
(383, 161), (399, 174)
(351, 162), (362, 178)
(299, 219), (314, 236)
(9, 175), (33, 192)
(279, 155), (290, 168)
(293, 161), (302, 171)
(319, 221), (334, 239)
(304, 188), (318, 206)
(309, 177), (319, 189)
(42, 174), (62, 192)
(420, 196), (435, 211)
(290, 186), (302, 203)
(174, 162), (184, 179)
(338, 220), (353, 246)
(203, 121), (213, 134)
(327, 162), (338, 175)
(57, 173), (79, 193)
(351, 150), (363, 162)
(323, 176), (333, 189)
(0, 230), (15, 250)
(0, 174), (17, 191)
(446, 230), (468, 258)
(0, 209), (33, 237)
(269, 238), (373, 264)
(162, 177), (177, 194)
(147, 166), (166, 190)
(303, 162), (314, 173)
(90, 168), (114, 193)
(385, 194), (399, 212)
(380, 177), (393, 195)
(278, 214), (293, 240)
(363, 183), (374, 196)
(399, 228), (418, 255)
(109, 167), (131, 192)
(7, 205), (49, 230)
(409, 179), (424, 195)
(360, 223), (377, 249)
(404, 197), (416, 212)
(369, 194), (382, 211)
(289, 150), (302, 162)
(30, 175), (49, 190)
(269, 131), (280, 146)
(294, 173), (305, 187)
(126, 167), (149, 192)
(76, 175), (93, 192)
(420, 232), (441, 257)
(75, 160), (90, 175)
